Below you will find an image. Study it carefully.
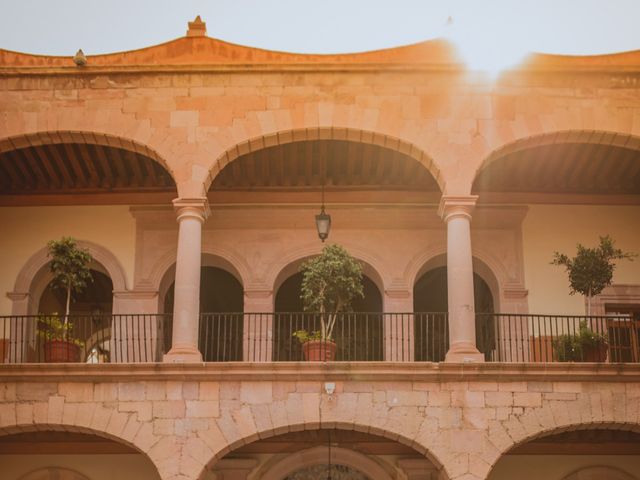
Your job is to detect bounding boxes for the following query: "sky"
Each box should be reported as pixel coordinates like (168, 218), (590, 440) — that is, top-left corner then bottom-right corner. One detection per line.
(1, 0), (639, 64)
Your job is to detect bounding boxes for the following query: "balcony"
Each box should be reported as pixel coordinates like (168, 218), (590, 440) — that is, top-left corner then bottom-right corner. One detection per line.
(0, 312), (637, 364)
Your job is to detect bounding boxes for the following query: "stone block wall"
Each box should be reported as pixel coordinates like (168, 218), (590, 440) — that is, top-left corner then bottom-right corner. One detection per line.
(0, 364), (638, 480)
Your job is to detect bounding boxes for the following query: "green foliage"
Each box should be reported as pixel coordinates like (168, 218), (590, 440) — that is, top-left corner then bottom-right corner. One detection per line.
(553, 321), (607, 362)
(292, 329), (324, 344)
(47, 237), (93, 317)
(551, 235), (635, 314)
(297, 244), (364, 341)
(36, 314), (84, 347)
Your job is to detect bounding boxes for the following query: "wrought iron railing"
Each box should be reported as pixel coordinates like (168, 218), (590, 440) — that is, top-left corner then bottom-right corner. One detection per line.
(198, 312), (449, 362)
(4, 312), (635, 364)
(0, 314), (169, 363)
(476, 313), (638, 363)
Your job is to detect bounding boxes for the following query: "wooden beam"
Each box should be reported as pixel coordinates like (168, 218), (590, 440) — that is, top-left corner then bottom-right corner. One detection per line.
(110, 147), (130, 188)
(76, 143), (101, 188)
(30, 145), (62, 189)
(6, 150), (34, 189)
(124, 150), (145, 187)
(17, 147), (48, 188)
(0, 191), (176, 206)
(62, 143), (88, 187)
(92, 144), (115, 188)
(0, 152), (26, 189)
(44, 143), (74, 188)
(136, 154), (159, 187)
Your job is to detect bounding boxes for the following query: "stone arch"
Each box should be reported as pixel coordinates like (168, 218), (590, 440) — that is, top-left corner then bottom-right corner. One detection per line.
(148, 246), (251, 297)
(205, 127), (445, 193)
(472, 129), (640, 191)
(0, 130), (176, 184)
(562, 466), (638, 480)
(0, 423), (162, 480)
(9, 240), (128, 316)
(406, 249), (507, 313)
(268, 242), (387, 300)
(260, 445), (394, 480)
(197, 422), (449, 480)
(486, 421), (640, 479)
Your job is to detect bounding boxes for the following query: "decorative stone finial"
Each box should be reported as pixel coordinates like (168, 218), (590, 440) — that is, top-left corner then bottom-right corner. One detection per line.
(187, 15), (207, 37)
(73, 49), (87, 66)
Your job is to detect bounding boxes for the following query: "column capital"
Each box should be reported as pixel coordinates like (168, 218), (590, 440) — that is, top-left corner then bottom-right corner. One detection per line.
(172, 197), (210, 223)
(438, 195), (478, 222)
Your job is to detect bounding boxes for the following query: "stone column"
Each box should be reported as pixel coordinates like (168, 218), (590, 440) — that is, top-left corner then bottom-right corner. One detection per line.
(164, 198), (210, 363)
(438, 195), (484, 362)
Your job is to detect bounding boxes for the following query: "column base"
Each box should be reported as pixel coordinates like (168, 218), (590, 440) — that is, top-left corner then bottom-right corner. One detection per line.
(445, 342), (485, 363)
(163, 345), (203, 363)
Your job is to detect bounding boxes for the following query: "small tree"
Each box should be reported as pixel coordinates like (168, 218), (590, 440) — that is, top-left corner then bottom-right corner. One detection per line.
(297, 244), (364, 341)
(47, 237), (93, 322)
(552, 235), (635, 315)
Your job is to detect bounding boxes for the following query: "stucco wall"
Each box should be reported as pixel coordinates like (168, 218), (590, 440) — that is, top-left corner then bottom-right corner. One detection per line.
(522, 205), (640, 315)
(0, 206), (136, 315)
(489, 455), (640, 480)
(0, 454), (160, 480)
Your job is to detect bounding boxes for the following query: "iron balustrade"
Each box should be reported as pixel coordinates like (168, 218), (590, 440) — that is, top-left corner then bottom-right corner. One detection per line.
(198, 312), (449, 362)
(477, 313), (638, 363)
(6, 312), (633, 364)
(0, 314), (170, 363)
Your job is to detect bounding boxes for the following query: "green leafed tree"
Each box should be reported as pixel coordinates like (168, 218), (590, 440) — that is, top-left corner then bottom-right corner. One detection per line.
(298, 244), (364, 341)
(47, 237), (94, 320)
(552, 235), (635, 315)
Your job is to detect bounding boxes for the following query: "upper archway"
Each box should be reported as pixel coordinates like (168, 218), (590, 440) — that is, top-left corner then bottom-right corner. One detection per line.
(473, 130), (640, 198)
(0, 131), (176, 205)
(206, 127), (444, 193)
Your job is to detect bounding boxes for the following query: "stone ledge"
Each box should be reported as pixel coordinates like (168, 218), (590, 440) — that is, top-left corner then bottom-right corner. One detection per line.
(0, 362), (639, 383)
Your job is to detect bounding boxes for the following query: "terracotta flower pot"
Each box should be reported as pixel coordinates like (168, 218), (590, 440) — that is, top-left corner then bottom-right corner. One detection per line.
(583, 342), (608, 362)
(44, 340), (81, 363)
(302, 340), (337, 362)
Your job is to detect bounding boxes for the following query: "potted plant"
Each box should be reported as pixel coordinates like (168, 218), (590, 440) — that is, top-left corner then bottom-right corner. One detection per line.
(552, 235), (635, 316)
(293, 244), (364, 361)
(38, 314), (85, 362)
(553, 320), (608, 362)
(38, 237), (93, 363)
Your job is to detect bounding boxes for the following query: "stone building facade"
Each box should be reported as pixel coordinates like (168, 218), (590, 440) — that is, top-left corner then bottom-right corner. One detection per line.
(1, 17), (639, 480)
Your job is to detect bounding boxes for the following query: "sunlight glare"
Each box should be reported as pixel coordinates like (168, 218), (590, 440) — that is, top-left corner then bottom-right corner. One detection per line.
(444, 15), (534, 78)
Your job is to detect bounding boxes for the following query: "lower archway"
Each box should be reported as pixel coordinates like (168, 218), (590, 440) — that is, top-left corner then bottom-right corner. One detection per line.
(206, 428), (439, 480)
(488, 427), (640, 480)
(0, 430), (161, 480)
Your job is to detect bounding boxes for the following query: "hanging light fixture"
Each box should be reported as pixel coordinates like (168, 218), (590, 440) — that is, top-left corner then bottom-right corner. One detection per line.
(315, 153), (331, 242)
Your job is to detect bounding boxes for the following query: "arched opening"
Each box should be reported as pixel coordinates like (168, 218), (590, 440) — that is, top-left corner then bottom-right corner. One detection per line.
(489, 427), (640, 480)
(37, 268), (114, 363)
(208, 128), (443, 197)
(472, 130), (640, 197)
(205, 428), (440, 480)
(163, 266), (244, 361)
(413, 259), (497, 361)
(39, 269), (113, 315)
(274, 271), (383, 361)
(0, 430), (161, 480)
(0, 131), (176, 206)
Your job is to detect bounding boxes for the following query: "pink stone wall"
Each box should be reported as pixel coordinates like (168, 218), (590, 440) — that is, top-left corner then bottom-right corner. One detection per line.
(1, 364), (639, 480)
